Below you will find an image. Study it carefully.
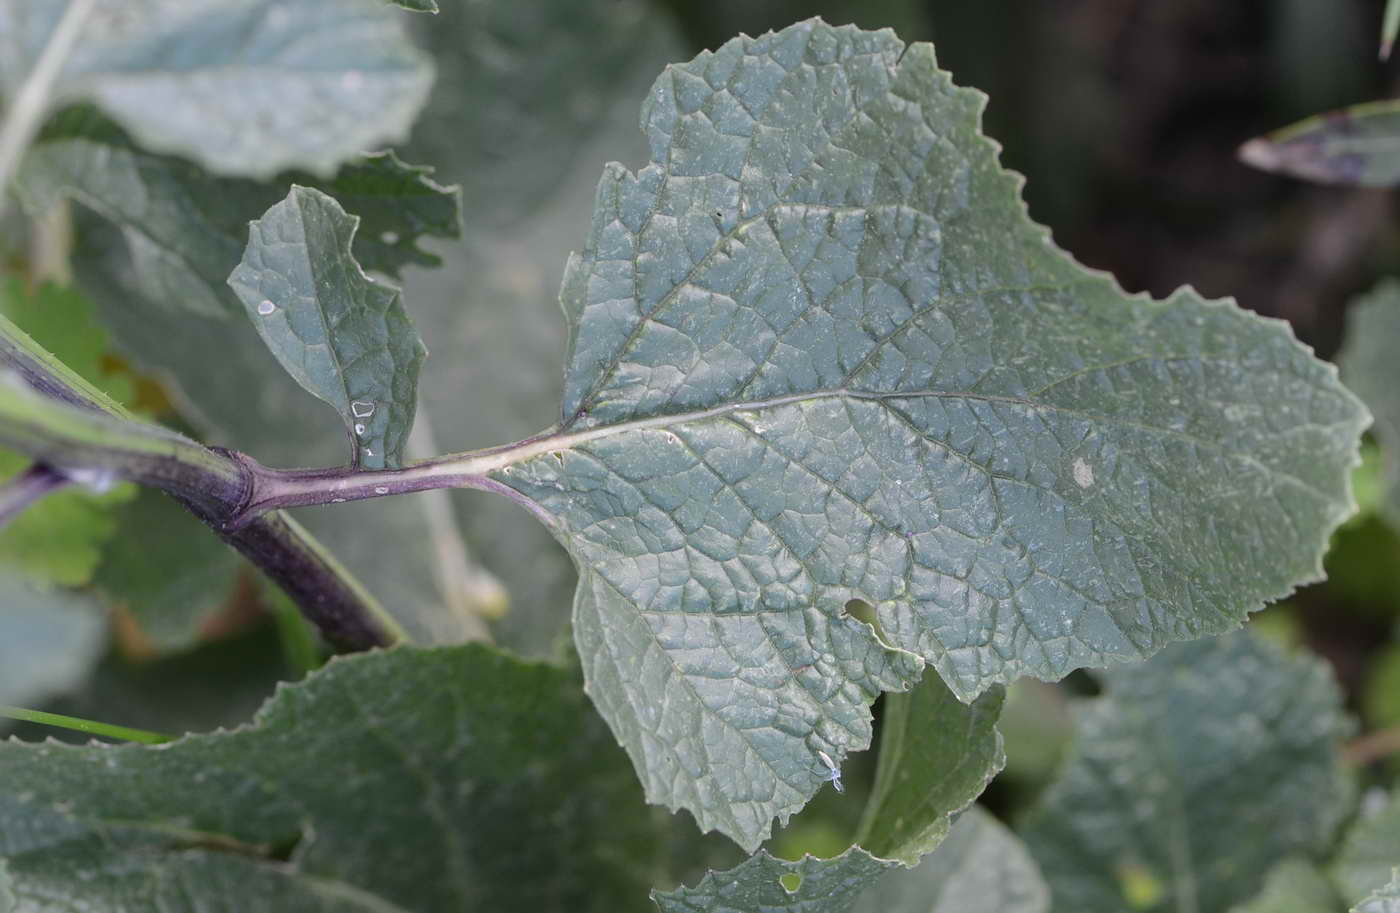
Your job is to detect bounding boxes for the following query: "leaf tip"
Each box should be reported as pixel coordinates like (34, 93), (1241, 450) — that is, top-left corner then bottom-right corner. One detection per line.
(1237, 137), (1282, 173)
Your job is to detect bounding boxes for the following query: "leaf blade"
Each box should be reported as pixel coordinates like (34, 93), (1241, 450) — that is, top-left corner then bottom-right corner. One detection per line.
(0, 644), (682, 913)
(228, 185), (427, 469)
(498, 19), (1366, 849)
(1020, 632), (1353, 913)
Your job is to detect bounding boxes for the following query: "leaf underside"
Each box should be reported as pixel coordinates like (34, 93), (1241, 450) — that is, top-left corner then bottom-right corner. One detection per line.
(1021, 632), (1352, 913)
(492, 19), (1365, 850)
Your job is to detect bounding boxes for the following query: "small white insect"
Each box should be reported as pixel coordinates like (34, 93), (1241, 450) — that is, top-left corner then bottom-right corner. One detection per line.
(816, 750), (844, 794)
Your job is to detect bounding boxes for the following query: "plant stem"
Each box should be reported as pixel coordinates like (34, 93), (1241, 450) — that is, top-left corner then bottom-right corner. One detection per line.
(0, 0), (96, 218)
(0, 705), (172, 744)
(0, 463), (70, 528)
(1, 323), (404, 652)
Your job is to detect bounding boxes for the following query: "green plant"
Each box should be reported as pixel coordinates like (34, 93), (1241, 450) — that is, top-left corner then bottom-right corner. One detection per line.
(0, 4), (1388, 912)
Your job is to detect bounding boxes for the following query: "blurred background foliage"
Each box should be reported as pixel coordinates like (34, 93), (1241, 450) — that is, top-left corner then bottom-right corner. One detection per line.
(5, 0), (1400, 866)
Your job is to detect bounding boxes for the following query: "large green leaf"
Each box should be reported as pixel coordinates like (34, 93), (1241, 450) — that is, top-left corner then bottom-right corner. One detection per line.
(228, 186), (428, 469)
(16, 109), (462, 319)
(0, 576), (104, 708)
(1238, 101), (1400, 187)
(1340, 281), (1400, 529)
(851, 807), (1049, 913)
(855, 674), (1004, 864)
(1020, 632), (1352, 913)
(490, 19), (1365, 849)
(0, 0), (432, 179)
(0, 644), (678, 912)
(1356, 871), (1400, 913)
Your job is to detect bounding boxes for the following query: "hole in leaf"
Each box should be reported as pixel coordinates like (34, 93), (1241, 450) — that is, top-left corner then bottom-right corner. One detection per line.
(779, 872), (802, 893)
(843, 598), (876, 626)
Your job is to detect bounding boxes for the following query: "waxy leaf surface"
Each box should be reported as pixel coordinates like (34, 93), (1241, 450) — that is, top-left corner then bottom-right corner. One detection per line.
(0, 0), (432, 178)
(494, 19), (1366, 849)
(229, 186), (427, 469)
(1020, 632), (1352, 913)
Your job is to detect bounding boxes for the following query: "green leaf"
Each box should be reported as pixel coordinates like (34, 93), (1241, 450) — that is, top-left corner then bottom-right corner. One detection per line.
(1228, 859), (1343, 913)
(851, 807), (1049, 913)
(652, 848), (897, 913)
(0, 576), (105, 708)
(0, 644), (680, 912)
(855, 675), (1004, 864)
(1334, 790), (1400, 904)
(1355, 870), (1400, 913)
(389, 0), (436, 11)
(93, 488), (245, 652)
(228, 186), (427, 469)
(1020, 632), (1352, 913)
(494, 19), (1365, 849)
(16, 108), (463, 319)
(0, 0), (433, 178)
(1341, 281), (1400, 530)
(1238, 102), (1400, 187)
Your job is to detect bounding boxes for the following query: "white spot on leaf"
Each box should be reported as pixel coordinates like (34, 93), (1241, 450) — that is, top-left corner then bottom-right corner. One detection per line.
(1073, 458), (1094, 489)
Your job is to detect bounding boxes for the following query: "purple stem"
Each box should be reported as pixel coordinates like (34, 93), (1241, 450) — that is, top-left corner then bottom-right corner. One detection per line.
(0, 463), (71, 529)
